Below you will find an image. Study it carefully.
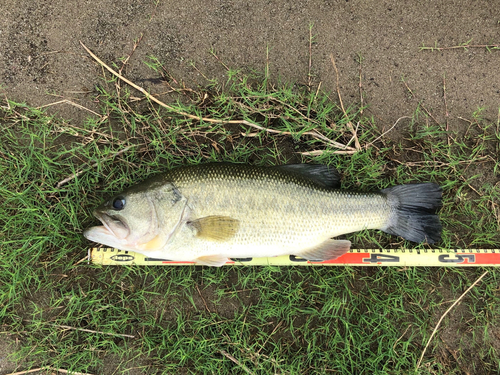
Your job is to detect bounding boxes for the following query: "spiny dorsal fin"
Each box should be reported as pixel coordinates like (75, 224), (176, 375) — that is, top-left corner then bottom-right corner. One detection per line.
(188, 215), (240, 242)
(295, 239), (351, 261)
(272, 164), (341, 188)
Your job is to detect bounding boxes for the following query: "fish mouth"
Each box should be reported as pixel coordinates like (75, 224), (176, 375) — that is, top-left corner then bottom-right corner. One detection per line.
(84, 211), (130, 241)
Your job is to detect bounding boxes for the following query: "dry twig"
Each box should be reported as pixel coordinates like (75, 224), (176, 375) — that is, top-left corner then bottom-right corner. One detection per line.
(330, 55), (361, 151)
(391, 155), (489, 168)
(308, 24), (314, 89)
(36, 99), (103, 118)
(119, 33), (144, 74)
(22, 318), (135, 339)
(420, 42), (500, 51)
(256, 321), (283, 355)
(402, 80), (440, 125)
(364, 116), (411, 149)
(298, 149), (357, 156)
(442, 75), (449, 131)
(240, 122), (354, 151)
(6, 367), (93, 375)
(80, 41), (354, 153)
(56, 145), (136, 188)
(358, 55), (364, 115)
(393, 324), (412, 353)
(220, 350), (255, 375)
(51, 323), (135, 338)
(416, 271), (489, 369)
(5, 369), (45, 375)
(195, 284), (211, 313)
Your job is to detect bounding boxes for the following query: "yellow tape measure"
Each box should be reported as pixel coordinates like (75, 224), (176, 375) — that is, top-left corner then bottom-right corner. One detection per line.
(90, 248), (500, 266)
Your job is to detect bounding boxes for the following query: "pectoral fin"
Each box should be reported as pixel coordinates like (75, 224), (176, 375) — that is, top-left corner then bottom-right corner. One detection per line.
(187, 216), (240, 241)
(295, 239), (351, 261)
(196, 255), (230, 267)
(137, 234), (165, 251)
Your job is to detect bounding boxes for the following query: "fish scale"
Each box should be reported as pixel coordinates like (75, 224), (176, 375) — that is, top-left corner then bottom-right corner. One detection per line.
(177, 168), (385, 246)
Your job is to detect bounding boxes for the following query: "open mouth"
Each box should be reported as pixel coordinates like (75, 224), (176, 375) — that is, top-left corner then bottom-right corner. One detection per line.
(83, 210), (129, 242)
(94, 211), (130, 239)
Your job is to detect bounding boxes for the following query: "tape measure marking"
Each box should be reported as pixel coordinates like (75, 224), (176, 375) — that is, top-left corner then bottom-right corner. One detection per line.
(91, 248), (500, 266)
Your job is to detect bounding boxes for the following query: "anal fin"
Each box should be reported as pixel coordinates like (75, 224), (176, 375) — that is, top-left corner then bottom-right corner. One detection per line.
(295, 239), (351, 261)
(196, 255), (230, 267)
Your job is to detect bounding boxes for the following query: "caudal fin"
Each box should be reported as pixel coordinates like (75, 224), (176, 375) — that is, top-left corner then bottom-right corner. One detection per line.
(380, 183), (442, 244)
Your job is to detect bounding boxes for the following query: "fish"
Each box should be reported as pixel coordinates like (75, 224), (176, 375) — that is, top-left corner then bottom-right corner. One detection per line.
(83, 163), (442, 266)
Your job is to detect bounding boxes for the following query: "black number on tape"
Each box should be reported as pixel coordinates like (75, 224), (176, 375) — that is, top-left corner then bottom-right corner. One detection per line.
(363, 253), (400, 263)
(438, 254), (475, 263)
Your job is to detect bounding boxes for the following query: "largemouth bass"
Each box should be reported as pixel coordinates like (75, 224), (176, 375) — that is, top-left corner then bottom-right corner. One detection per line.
(84, 163), (442, 266)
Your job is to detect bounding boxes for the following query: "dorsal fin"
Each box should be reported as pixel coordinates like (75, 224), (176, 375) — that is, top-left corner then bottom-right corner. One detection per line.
(272, 164), (341, 188)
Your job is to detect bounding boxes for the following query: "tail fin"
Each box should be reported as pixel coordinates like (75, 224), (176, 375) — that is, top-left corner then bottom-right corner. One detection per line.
(380, 183), (442, 244)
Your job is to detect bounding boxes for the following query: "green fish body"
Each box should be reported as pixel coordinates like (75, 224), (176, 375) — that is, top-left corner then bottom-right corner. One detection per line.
(84, 163), (442, 266)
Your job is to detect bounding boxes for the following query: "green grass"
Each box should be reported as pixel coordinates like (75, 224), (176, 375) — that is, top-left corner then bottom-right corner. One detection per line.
(1, 57), (500, 375)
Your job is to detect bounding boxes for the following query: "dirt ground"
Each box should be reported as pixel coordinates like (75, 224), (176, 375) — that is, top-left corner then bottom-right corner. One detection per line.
(1, 0), (499, 129)
(1, 0), (499, 373)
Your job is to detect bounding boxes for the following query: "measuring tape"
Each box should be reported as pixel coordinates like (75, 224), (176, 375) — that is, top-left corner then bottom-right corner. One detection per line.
(90, 248), (500, 266)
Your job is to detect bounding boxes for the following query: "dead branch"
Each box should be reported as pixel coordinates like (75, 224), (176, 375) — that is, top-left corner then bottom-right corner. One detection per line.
(80, 41), (354, 152)
(416, 271), (489, 369)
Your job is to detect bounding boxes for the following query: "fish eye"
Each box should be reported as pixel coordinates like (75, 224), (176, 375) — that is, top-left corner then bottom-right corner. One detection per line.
(112, 197), (126, 210)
